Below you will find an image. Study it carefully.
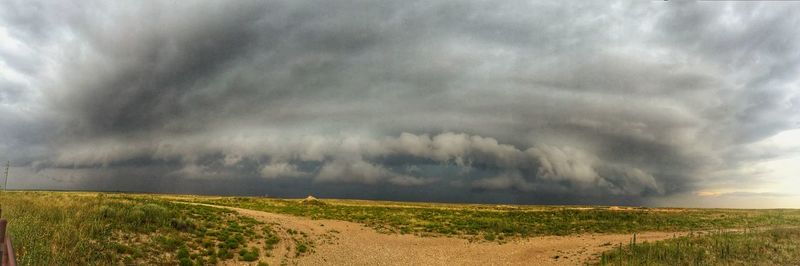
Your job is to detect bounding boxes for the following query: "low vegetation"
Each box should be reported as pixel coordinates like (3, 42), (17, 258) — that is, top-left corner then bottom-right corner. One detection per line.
(598, 228), (800, 265)
(0, 191), (307, 265)
(193, 196), (800, 240)
(1, 191), (799, 265)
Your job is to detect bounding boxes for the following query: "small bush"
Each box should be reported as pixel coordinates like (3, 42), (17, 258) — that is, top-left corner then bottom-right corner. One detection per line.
(178, 258), (193, 266)
(296, 243), (308, 254)
(239, 247), (259, 261)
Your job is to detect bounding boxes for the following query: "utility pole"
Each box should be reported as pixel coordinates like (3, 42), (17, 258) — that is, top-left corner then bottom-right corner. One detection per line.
(2, 161), (7, 191)
(1, 161), (6, 218)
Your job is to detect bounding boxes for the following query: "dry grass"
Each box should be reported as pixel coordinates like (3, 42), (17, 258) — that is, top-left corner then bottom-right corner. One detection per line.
(2, 191), (799, 265)
(598, 228), (800, 265)
(0, 191), (308, 265)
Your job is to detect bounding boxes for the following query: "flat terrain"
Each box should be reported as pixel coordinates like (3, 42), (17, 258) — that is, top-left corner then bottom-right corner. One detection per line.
(1, 191), (799, 265)
(189, 196), (800, 238)
(202, 203), (688, 265)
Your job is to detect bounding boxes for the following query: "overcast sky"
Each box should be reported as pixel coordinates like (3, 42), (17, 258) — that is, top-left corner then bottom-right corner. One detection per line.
(1, 0), (799, 207)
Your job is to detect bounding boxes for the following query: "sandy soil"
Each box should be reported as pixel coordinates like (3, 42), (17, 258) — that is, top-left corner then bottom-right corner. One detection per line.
(191, 203), (688, 266)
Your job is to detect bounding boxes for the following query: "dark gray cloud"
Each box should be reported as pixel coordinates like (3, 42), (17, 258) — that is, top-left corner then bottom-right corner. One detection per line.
(1, 0), (799, 206)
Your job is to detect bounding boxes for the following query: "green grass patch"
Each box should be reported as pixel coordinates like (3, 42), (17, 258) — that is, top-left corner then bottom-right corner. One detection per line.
(239, 247), (260, 261)
(597, 228), (800, 265)
(0, 191), (277, 265)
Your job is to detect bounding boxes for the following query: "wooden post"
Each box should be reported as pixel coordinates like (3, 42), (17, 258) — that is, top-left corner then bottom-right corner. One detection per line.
(4, 234), (15, 266)
(0, 219), (6, 266)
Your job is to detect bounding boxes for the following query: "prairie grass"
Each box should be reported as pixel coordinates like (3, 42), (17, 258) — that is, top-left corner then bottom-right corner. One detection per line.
(192, 196), (800, 240)
(2, 191), (799, 265)
(598, 228), (800, 265)
(0, 191), (279, 265)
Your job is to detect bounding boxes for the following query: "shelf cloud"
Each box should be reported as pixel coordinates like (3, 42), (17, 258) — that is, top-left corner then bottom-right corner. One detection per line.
(1, 0), (799, 206)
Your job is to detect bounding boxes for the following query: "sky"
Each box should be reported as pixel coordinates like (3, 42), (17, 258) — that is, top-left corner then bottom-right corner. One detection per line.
(1, 0), (799, 208)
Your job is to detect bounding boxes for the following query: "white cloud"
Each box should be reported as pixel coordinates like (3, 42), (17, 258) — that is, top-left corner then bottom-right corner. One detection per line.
(260, 162), (307, 179)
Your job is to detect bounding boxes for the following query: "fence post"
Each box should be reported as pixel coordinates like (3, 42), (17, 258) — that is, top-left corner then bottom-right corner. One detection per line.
(0, 219), (6, 265)
(4, 234), (14, 266)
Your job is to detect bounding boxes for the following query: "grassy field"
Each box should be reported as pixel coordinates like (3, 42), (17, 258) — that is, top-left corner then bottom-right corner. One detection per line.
(1, 191), (800, 265)
(0, 191), (310, 266)
(598, 228), (800, 265)
(186, 196), (800, 241)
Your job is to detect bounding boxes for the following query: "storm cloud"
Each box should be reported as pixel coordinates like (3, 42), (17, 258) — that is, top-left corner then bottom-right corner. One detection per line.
(1, 0), (799, 206)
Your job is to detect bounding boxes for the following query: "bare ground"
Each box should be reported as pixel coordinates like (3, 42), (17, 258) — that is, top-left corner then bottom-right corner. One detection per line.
(191, 203), (689, 266)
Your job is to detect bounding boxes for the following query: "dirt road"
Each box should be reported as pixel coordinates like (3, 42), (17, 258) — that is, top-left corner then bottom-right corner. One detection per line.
(188, 203), (687, 266)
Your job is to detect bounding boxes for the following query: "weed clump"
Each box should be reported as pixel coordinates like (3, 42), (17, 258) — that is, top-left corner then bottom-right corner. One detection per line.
(239, 247), (260, 261)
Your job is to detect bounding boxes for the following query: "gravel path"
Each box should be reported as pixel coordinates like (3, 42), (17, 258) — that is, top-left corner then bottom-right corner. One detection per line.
(192, 203), (687, 266)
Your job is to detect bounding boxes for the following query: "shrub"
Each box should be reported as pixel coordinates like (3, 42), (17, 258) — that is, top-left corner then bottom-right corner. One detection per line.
(239, 247), (259, 261)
